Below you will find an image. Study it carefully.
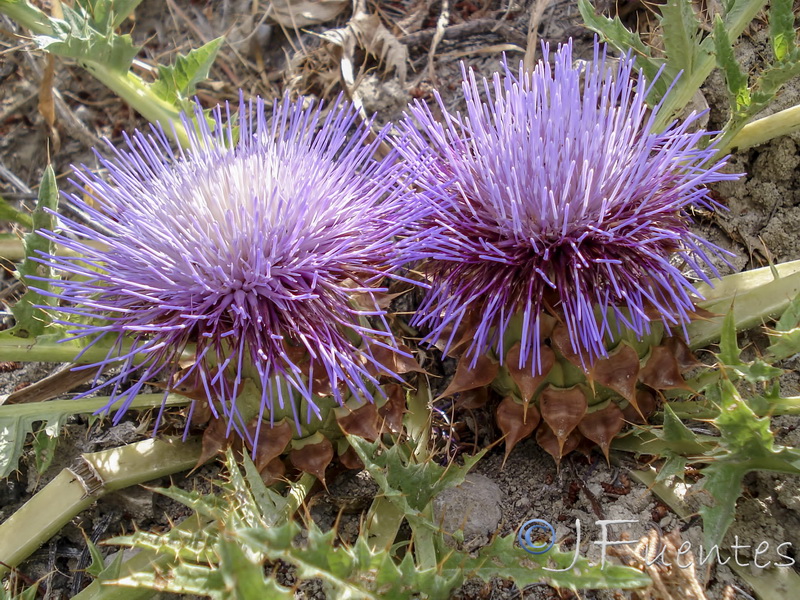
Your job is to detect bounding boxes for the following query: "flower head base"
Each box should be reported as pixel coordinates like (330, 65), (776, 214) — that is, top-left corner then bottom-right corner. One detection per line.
(40, 95), (424, 439)
(398, 41), (738, 372)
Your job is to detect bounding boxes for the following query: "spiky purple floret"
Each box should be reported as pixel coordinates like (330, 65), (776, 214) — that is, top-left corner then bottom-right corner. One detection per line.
(396, 40), (739, 372)
(37, 95), (426, 437)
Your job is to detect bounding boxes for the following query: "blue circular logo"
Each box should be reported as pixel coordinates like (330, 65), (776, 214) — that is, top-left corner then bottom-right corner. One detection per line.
(517, 519), (555, 555)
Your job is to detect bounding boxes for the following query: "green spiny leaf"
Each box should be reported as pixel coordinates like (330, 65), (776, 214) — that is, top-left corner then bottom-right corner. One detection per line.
(151, 38), (223, 105)
(774, 292), (800, 332)
(577, 0), (666, 95)
(700, 380), (800, 547)
(240, 449), (291, 526)
(147, 485), (229, 521)
(770, 0), (796, 62)
(216, 534), (293, 599)
(660, 0), (703, 74)
(717, 306), (741, 367)
(713, 15), (751, 114)
(109, 526), (220, 564)
(660, 403), (712, 457)
(34, 4), (141, 74)
(32, 421), (60, 474)
(238, 522), (459, 600)
(0, 584), (39, 600)
(440, 532), (650, 591)
(347, 436), (486, 515)
(81, 0), (144, 29)
(11, 165), (58, 338)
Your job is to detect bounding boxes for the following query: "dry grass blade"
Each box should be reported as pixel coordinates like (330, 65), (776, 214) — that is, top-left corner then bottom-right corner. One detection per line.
(269, 0), (349, 28)
(427, 0), (449, 84)
(523, 0), (553, 72)
(2, 363), (97, 405)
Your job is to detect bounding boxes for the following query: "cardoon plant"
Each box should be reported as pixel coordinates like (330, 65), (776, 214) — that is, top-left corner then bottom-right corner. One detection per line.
(36, 95), (426, 480)
(397, 41), (739, 462)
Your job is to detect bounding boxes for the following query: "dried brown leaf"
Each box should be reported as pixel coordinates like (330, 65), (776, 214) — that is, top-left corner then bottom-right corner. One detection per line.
(321, 12), (408, 82)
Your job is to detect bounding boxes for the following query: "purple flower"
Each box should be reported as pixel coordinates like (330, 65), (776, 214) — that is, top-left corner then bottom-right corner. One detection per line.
(396, 41), (738, 372)
(38, 95), (425, 437)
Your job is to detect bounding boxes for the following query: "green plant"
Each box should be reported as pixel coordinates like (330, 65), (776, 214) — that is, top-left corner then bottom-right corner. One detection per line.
(579, 0), (800, 154)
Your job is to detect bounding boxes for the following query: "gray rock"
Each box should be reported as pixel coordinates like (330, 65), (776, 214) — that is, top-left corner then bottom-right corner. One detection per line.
(432, 473), (503, 550)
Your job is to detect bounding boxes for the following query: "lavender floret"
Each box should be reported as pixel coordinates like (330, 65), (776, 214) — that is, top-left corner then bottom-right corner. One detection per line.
(38, 95), (426, 437)
(396, 41), (739, 372)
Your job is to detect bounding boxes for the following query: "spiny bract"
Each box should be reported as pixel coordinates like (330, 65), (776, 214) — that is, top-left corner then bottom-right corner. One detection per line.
(37, 95), (426, 447)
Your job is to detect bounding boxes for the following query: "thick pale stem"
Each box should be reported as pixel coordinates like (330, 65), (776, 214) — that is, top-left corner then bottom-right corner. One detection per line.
(0, 335), (119, 364)
(365, 496), (407, 552)
(687, 260), (800, 349)
(0, 238), (109, 261)
(0, 1), (53, 35)
(84, 63), (190, 147)
(0, 437), (202, 575)
(726, 104), (800, 152)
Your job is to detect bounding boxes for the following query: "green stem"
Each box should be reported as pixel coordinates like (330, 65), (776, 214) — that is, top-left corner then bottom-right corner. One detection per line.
(653, 0), (766, 131)
(83, 63), (190, 147)
(0, 331), (196, 366)
(0, 335), (119, 364)
(0, 437), (203, 576)
(0, 0), (52, 35)
(0, 392), (190, 416)
(365, 496), (407, 552)
(0, 238), (108, 261)
(724, 103), (800, 151)
(0, 2), (189, 146)
(413, 506), (438, 572)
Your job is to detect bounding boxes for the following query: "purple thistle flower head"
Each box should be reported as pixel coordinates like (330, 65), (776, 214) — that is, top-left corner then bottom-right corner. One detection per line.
(38, 95), (425, 437)
(396, 40), (739, 371)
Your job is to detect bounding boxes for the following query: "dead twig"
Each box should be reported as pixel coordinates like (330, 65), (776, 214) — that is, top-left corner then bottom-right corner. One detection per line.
(427, 0), (449, 85)
(523, 0), (553, 72)
(400, 19), (527, 48)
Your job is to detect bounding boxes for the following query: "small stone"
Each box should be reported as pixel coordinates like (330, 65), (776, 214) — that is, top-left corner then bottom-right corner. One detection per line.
(433, 473), (503, 550)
